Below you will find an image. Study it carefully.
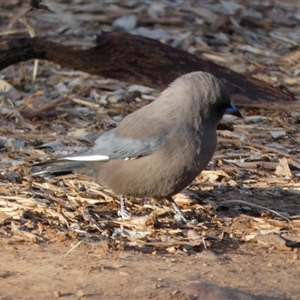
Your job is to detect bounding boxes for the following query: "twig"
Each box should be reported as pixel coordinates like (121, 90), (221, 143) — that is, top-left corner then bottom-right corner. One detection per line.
(219, 138), (300, 168)
(218, 199), (290, 222)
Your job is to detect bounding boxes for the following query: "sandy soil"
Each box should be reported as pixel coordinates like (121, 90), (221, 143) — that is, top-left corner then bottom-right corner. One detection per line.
(0, 236), (299, 300)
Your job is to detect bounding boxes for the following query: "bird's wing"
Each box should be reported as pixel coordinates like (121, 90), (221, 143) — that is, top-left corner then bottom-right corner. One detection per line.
(32, 129), (168, 176)
(62, 130), (168, 162)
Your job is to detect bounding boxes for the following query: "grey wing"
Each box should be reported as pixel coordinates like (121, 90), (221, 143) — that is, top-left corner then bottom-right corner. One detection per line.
(64, 130), (168, 162)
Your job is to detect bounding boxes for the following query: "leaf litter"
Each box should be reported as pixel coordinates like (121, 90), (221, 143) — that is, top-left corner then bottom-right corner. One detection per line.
(0, 0), (299, 254)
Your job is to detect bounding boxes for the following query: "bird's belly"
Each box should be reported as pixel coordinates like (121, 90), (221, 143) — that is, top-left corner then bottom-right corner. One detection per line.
(83, 146), (212, 198)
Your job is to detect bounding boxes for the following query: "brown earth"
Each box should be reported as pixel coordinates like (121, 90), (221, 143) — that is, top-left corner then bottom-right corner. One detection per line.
(1, 237), (299, 300)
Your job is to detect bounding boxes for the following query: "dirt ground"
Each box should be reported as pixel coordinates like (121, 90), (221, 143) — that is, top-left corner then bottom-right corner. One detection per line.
(1, 1), (300, 299)
(0, 237), (299, 299)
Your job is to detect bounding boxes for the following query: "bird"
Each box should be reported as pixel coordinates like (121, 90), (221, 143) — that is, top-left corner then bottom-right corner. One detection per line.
(33, 71), (242, 222)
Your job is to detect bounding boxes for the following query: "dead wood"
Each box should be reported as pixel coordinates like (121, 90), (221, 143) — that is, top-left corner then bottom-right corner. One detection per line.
(0, 31), (296, 108)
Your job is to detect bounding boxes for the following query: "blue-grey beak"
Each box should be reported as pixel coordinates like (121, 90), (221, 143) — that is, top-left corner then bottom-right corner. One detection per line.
(224, 104), (242, 118)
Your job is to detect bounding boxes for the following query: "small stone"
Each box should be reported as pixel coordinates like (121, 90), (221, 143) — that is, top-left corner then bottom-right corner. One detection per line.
(99, 95), (108, 105)
(56, 82), (68, 93)
(153, 283), (162, 289)
(113, 15), (137, 31)
(270, 131), (286, 139)
(291, 111), (300, 118)
(172, 289), (179, 295)
(119, 271), (129, 276)
(196, 250), (219, 261)
(76, 289), (85, 298)
(0, 79), (15, 92)
(53, 291), (61, 298)
(107, 94), (123, 104)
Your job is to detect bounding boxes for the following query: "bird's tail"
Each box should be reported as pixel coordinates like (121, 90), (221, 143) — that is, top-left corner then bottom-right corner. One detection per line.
(32, 160), (85, 176)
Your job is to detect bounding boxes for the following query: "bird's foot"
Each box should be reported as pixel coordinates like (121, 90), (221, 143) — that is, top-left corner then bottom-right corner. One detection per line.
(117, 195), (132, 220)
(117, 208), (132, 220)
(170, 199), (187, 224)
(174, 212), (198, 225)
(173, 211), (188, 224)
(169, 197), (198, 225)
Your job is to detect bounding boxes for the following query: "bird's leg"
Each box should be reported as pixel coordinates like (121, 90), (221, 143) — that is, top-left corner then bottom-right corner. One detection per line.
(167, 197), (187, 224)
(117, 195), (132, 219)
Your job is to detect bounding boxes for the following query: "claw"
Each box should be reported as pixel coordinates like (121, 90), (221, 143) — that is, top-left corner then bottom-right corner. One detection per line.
(118, 195), (131, 220)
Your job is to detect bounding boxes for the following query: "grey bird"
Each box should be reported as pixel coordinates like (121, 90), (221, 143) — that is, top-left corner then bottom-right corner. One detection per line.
(33, 71), (242, 222)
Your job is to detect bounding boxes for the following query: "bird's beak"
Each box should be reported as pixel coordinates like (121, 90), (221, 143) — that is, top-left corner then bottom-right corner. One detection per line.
(224, 104), (243, 118)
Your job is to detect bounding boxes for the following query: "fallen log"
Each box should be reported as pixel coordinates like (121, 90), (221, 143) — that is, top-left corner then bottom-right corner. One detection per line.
(0, 31), (296, 109)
